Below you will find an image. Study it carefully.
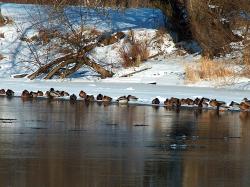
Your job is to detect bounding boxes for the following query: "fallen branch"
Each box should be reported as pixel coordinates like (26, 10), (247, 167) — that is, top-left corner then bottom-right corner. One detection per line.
(120, 67), (152, 77)
(28, 32), (125, 80)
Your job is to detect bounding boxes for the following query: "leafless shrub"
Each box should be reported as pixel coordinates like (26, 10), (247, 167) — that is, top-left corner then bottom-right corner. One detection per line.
(119, 30), (149, 68)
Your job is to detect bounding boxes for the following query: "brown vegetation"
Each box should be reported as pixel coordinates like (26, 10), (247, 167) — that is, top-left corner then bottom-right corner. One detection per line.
(119, 30), (149, 68)
(185, 58), (235, 83)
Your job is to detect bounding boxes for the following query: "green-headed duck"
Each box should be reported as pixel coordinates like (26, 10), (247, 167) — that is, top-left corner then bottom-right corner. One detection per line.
(152, 98), (160, 105)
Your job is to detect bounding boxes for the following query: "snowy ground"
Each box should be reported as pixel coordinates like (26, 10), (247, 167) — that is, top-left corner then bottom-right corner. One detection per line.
(1, 78), (250, 106)
(0, 3), (250, 104)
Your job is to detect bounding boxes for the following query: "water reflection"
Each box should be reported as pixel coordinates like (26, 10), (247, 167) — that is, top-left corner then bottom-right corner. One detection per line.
(0, 97), (249, 187)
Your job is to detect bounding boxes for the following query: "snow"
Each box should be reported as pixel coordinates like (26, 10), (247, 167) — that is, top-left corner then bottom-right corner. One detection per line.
(0, 3), (250, 106)
(0, 78), (250, 106)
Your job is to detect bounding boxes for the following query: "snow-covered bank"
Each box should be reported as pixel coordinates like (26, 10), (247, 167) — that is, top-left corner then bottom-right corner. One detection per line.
(0, 3), (250, 103)
(1, 78), (250, 105)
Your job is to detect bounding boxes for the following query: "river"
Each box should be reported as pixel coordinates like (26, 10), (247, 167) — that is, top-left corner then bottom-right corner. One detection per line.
(0, 97), (250, 187)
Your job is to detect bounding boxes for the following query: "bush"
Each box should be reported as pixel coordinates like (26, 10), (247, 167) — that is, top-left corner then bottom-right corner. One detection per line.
(119, 30), (149, 68)
(185, 58), (235, 83)
(119, 41), (149, 68)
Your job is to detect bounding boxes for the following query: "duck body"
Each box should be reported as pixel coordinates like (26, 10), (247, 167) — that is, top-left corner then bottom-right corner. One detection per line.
(152, 98), (160, 105)
(37, 91), (44, 97)
(103, 95), (112, 102)
(117, 96), (128, 104)
(30, 91), (38, 98)
(79, 90), (87, 99)
(239, 102), (250, 111)
(242, 98), (250, 106)
(96, 94), (103, 101)
(0, 89), (6, 96)
(6, 89), (14, 97)
(60, 91), (69, 97)
(127, 95), (138, 102)
(229, 101), (240, 108)
(70, 94), (77, 101)
(85, 95), (95, 102)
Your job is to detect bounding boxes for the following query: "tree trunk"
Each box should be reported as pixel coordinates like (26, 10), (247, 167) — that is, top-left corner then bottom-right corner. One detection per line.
(28, 32), (125, 80)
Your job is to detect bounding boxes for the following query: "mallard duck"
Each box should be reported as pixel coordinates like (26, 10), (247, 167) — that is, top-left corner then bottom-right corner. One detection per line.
(194, 97), (200, 105)
(0, 89), (5, 96)
(127, 95), (138, 102)
(175, 99), (181, 108)
(198, 98), (208, 108)
(229, 101), (240, 108)
(117, 96), (128, 104)
(180, 98), (187, 106)
(21, 90), (31, 98)
(239, 102), (250, 111)
(242, 98), (250, 106)
(209, 99), (226, 110)
(30, 91), (38, 98)
(164, 98), (172, 107)
(79, 90), (87, 99)
(45, 89), (59, 99)
(96, 94), (103, 101)
(6, 89), (14, 97)
(37, 91), (44, 96)
(152, 98), (160, 105)
(70, 94), (77, 101)
(60, 91), (69, 97)
(85, 95), (94, 102)
(103, 95), (112, 102)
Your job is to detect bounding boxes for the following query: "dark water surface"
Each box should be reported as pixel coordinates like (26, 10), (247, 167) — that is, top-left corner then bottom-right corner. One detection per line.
(0, 97), (250, 187)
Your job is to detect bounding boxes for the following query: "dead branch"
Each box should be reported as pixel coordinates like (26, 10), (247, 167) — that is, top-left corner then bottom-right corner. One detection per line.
(28, 32), (125, 80)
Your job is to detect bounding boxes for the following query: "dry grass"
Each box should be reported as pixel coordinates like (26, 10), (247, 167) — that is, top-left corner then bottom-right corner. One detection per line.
(119, 41), (149, 68)
(119, 30), (149, 68)
(185, 58), (235, 83)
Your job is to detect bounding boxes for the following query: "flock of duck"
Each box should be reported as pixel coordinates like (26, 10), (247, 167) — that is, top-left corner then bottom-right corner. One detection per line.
(0, 88), (250, 111)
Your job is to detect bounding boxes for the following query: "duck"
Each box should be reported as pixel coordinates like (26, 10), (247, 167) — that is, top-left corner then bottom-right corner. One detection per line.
(30, 91), (38, 98)
(48, 89), (60, 97)
(6, 89), (14, 97)
(37, 90), (44, 96)
(187, 98), (195, 105)
(242, 98), (250, 106)
(117, 96), (128, 104)
(45, 90), (59, 99)
(70, 94), (77, 101)
(175, 99), (181, 108)
(239, 102), (250, 111)
(96, 94), (103, 101)
(127, 95), (138, 102)
(79, 90), (87, 99)
(21, 90), (31, 98)
(180, 98), (194, 106)
(209, 99), (226, 110)
(152, 98), (160, 105)
(103, 95), (112, 103)
(194, 97), (200, 105)
(180, 98), (187, 106)
(229, 101), (240, 108)
(164, 98), (173, 107)
(85, 95), (95, 102)
(60, 91), (70, 97)
(198, 98), (208, 108)
(0, 89), (6, 96)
